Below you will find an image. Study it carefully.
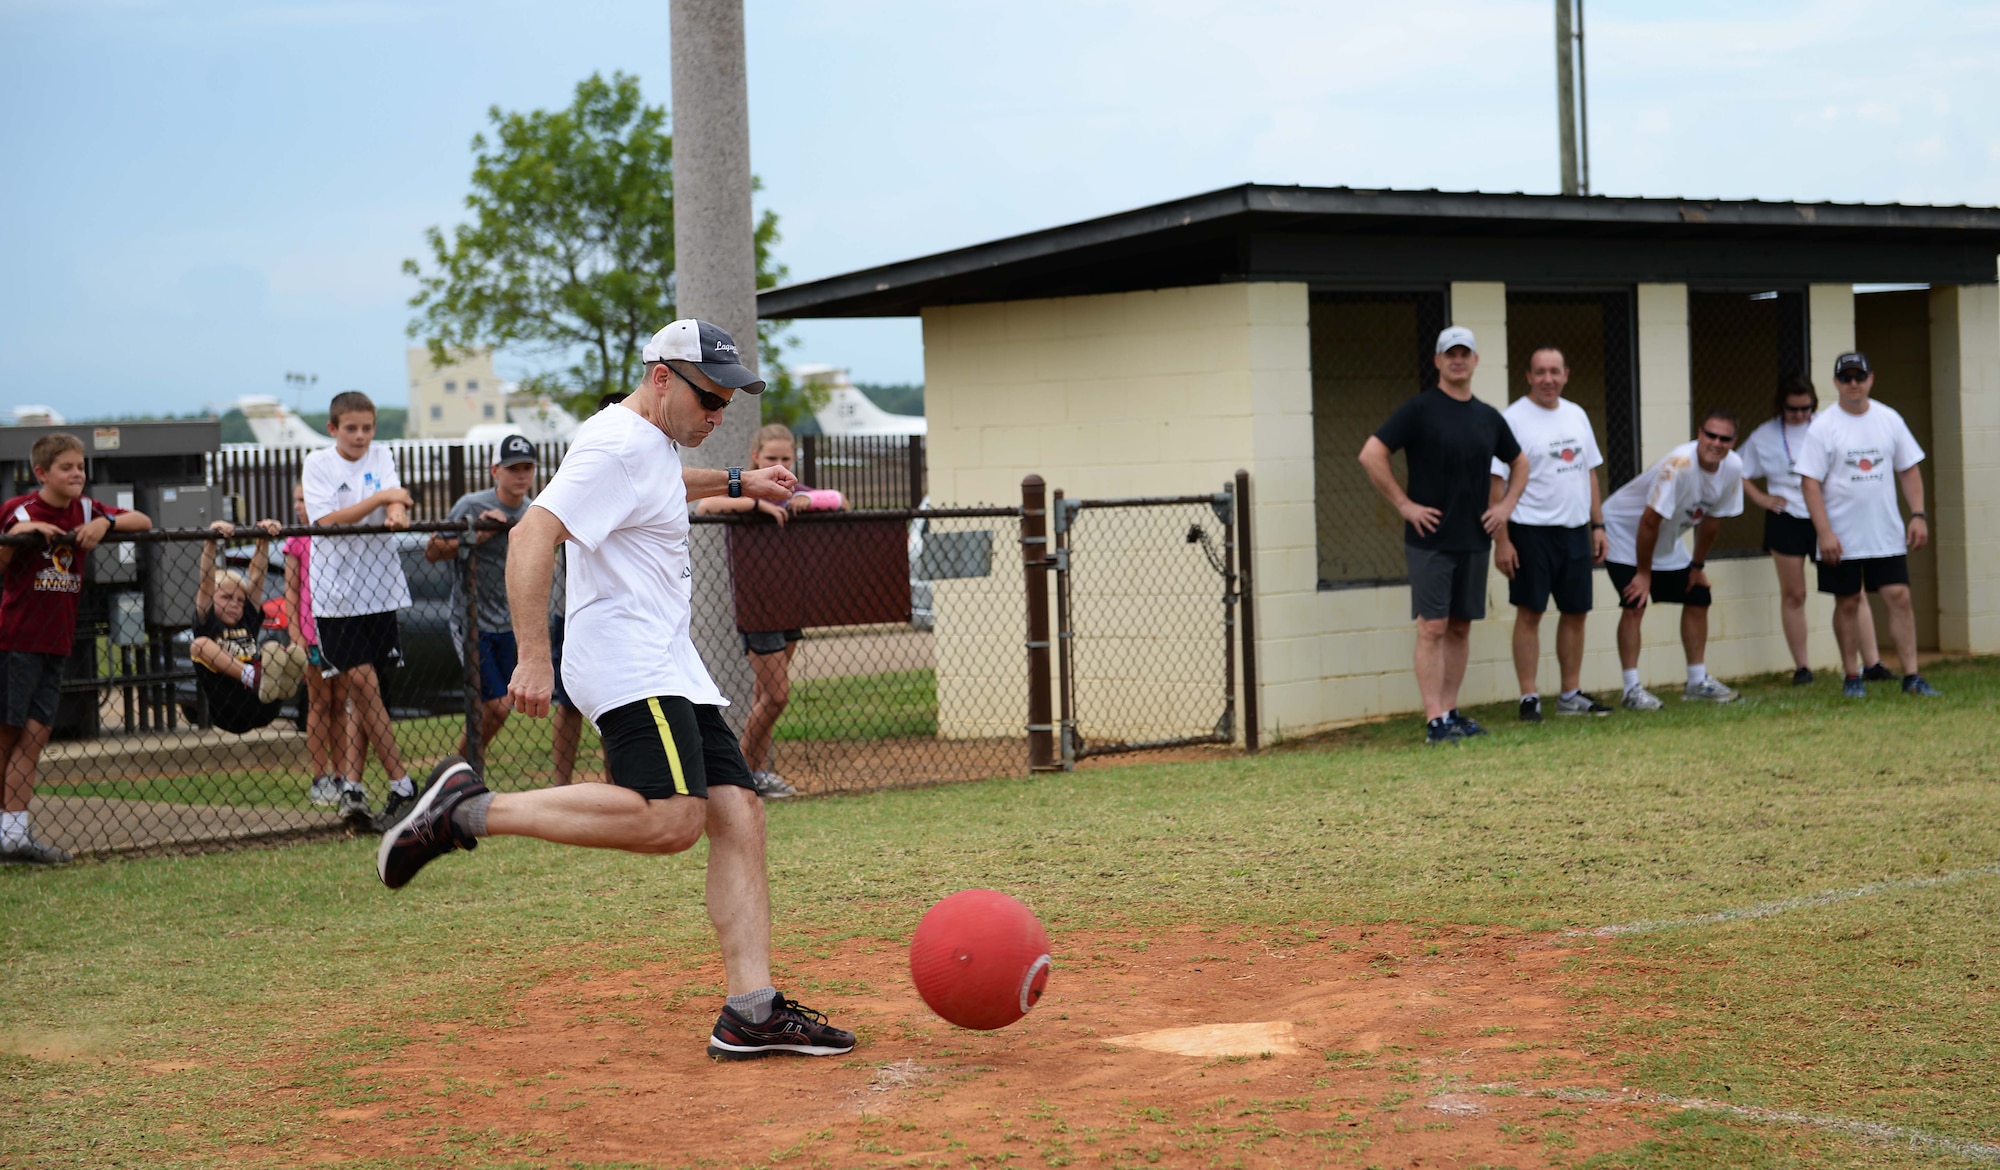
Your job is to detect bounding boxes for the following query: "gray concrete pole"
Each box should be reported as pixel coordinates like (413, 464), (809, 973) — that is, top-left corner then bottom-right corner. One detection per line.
(671, 0), (759, 730)
(1555, 0), (1579, 196)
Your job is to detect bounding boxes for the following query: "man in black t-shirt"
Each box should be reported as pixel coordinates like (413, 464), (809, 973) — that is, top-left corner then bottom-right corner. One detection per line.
(1359, 326), (1528, 746)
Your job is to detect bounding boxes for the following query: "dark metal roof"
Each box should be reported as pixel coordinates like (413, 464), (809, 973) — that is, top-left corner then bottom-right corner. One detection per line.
(759, 184), (2000, 318)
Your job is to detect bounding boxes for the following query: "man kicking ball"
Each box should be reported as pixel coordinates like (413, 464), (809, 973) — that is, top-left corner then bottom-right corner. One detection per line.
(376, 319), (855, 1061)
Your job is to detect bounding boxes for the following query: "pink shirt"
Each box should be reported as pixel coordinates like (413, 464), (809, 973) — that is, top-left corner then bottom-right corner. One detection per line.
(282, 535), (318, 646)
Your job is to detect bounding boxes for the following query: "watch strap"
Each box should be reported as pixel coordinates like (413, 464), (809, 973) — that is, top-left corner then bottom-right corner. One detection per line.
(727, 467), (743, 498)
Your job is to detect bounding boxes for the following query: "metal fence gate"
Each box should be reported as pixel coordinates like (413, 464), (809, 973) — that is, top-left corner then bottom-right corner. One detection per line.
(1046, 472), (1257, 767)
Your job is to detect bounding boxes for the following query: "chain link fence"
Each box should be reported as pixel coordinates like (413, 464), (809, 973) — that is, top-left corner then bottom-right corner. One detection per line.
(1688, 288), (1809, 558)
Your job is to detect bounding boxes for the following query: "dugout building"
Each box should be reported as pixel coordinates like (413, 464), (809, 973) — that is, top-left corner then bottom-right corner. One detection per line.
(761, 185), (2000, 743)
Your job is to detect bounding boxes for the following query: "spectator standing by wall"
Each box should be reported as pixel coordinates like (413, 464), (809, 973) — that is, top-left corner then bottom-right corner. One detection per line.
(1740, 375), (1891, 686)
(189, 518), (307, 735)
(0, 434), (152, 863)
(1600, 412), (1746, 709)
(427, 435), (539, 763)
(1796, 352), (1939, 698)
(303, 390), (416, 830)
(1358, 326), (1527, 746)
(284, 482), (348, 807)
(1488, 345), (1611, 721)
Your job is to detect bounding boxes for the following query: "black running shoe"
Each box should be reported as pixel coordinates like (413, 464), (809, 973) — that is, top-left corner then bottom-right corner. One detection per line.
(376, 757), (487, 890)
(1518, 696), (1542, 723)
(1448, 710), (1488, 737)
(1792, 666), (1814, 686)
(1862, 662), (1896, 683)
(707, 993), (856, 1060)
(1425, 718), (1462, 748)
(372, 785), (421, 835)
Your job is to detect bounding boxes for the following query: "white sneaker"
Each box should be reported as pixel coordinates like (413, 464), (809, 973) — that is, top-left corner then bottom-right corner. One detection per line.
(308, 775), (343, 807)
(1683, 677), (1740, 703)
(1622, 685), (1665, 711)
(748, 771), (798, 800)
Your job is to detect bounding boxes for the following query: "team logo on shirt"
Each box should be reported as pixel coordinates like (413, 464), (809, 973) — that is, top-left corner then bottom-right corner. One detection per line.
(1560, 448), (1578, 462)
(1843, 448), (1887, 481)
(35, 543), (82, 594)
(1543, 438), (1585, 472)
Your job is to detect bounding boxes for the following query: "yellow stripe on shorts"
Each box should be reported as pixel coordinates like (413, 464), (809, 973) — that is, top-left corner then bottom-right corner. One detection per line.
(645, 697), (691, 796)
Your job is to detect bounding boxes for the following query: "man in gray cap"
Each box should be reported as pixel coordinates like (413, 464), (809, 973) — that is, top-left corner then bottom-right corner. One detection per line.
(378, 320), (857, 1061)
(1359, 326), (1528, 746)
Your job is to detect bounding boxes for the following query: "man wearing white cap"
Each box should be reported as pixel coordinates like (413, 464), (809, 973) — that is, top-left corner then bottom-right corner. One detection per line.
(1360, 326), (1529, 746)
(376, 319), (857, 1061)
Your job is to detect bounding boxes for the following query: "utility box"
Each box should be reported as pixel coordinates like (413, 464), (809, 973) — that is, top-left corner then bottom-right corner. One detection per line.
(87, 482), (140, 585)
(145, 483), (223, 626)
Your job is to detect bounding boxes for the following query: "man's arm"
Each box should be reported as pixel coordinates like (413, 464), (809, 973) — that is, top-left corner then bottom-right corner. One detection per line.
(1689, 517), (1722, 588)
(1489, 474), (1518, 578)
(1482, 452), (1528, 536)
(1358, 437), (1440, 535)
(314, 488), (413, 527)
(196, 521), (227, 617)
(1623, 509), (1664, 605)
(1899, 465), (1928, 552)
(684, 464), (798, 503)
(1800, 476), (1841, 564)
(1588, 471), (1607, 563)
(504, 505), (572, 719)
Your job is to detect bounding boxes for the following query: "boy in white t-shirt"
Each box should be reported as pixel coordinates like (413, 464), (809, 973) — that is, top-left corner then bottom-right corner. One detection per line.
(375, 320), (857, 1063)
(1599, 411), (1746, 709)
(1796, 352), (1939, 698)
(302, 391), (418, 829)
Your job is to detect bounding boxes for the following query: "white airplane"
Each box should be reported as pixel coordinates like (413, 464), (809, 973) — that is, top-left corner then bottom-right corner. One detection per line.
(798, 364), (926, 436)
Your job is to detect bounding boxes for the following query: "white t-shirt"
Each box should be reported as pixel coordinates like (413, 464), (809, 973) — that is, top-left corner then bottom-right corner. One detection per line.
(1601, 441), (1746, 570)
(1794, 401), (1925, 560)
(1488, 396), (1603, 528)
(532, 406), (726, 721)
(1737, 416), (1814, 520)
(302, 443), (412, 618)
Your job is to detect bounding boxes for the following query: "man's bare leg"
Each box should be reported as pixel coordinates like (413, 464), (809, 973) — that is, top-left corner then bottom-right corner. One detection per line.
(703, 785), (773, 997)
(1555, 612), (1587, 694)
(484, 784), (704, 853)
(1772, 554), (1810, 670)
(1, 724), (26, 814)
(1878, 584), (1922, 677)
(1680, 604), (1709, 672)
(1440, 618), (1472, 713)
(1511, 608), (1543, 696)
(1617, 605), (1645, 671)
(1414, 618), (1450, 720)
(1832, 593), (1865, 677)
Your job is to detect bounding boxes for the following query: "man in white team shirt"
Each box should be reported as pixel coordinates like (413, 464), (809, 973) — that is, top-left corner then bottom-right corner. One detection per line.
(1796, 351), (1939, 699)
(1600, 410), (1746, 709)
(375, 320), (857, 1061)
(1488, 345), (1611, 721)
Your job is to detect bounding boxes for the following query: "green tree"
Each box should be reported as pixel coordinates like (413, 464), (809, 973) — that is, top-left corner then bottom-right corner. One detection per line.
(404, 72), (797, 417)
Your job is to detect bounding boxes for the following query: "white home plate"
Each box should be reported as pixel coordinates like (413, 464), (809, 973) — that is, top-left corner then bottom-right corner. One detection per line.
(1105, 1021), (1299, 1058)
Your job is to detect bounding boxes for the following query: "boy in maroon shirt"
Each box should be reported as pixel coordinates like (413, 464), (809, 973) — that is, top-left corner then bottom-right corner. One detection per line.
(0, 433), (152, 863)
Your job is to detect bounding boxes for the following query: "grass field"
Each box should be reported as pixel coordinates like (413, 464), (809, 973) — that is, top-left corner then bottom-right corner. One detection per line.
(4, 656), (1999, 1167)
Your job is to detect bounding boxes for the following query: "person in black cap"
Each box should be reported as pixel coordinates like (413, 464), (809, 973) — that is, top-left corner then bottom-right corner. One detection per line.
(1796, 351), (1940, 698)
(425, 434), (541, 772)
(378, 319), (857, 1062)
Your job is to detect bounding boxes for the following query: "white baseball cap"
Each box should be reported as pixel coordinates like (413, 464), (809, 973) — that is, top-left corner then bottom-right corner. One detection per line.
(1435, 326), (1478, 355)
(641, 319), (766, 394)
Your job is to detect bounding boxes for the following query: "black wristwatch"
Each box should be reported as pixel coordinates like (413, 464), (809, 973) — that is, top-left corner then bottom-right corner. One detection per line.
(1911, 511), (1927, 520)
(727, 467), (743, 498)
(1690, 560), (1706, 570)
(1589, 522), (1605, 530)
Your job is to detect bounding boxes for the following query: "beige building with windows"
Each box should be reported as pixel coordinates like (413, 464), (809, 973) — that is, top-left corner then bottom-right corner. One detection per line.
(405, 347), (507, 439)
(762, 185), (2000, 743)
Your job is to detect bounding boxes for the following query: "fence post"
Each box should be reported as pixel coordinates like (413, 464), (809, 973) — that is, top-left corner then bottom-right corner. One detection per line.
(459, 513), (485, 775)
(1021, 475), (1056, 772)
(907, 434), (926, 507)
(1234, 469), (1259, 753)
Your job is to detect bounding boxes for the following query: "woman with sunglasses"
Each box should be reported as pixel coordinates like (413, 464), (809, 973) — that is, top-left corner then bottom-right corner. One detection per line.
(1739, 376), (1889, 686)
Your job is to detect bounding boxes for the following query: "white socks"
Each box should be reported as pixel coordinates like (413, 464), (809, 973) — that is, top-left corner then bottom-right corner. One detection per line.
(1522, 691), (1539, 703)
(0, 811), (27, 846)
(240, 663), (260, 692)
(389, 776), (416, 798)
(1687, 664), (1708, 685)
(1622, 669), (1641, 691)
(1560, 689), (1582, 702)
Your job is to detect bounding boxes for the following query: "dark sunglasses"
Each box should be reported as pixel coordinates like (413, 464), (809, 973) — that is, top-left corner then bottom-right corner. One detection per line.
(1782, 403), (1815, 415)
(1834, 371), (1868, 384)
(1700, 428), (1737, 444)
(672, 365), (731, 412)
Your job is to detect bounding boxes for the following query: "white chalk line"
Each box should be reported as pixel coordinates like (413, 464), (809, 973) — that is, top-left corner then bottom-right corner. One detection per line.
(1462, 1084), (2000, 1162)
(1574, 863), (2000, 938)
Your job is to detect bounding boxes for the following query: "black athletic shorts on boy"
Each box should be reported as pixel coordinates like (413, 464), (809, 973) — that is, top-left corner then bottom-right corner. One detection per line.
(1504, 522), (1594, 614)
(594, 695), (755, 800)
(0, 650), (64, 728)
(1762, 511), (1818, 558)
(740, 628), (803, 656)
(1405, 545), (1489, 621)
(317, 611), (405, 675)
(1605, 562), (1712, 610)
(196, 669), (282, 734)
(1816, 554), (1910, 597)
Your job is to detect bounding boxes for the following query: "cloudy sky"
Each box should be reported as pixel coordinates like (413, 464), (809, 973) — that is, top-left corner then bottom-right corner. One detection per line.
(2, 0), (1995, 418)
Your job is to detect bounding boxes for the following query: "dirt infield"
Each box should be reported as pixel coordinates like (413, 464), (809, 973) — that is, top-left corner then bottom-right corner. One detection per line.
(282, 924), (1667, 1167)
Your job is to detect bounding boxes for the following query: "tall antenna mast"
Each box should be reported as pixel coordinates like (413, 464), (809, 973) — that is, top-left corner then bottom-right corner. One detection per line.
(1555, 0), (1591, 195)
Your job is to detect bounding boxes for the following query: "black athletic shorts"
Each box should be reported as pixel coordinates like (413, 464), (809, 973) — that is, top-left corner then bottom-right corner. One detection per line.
(196, 668), (282, 734)
(0, 650), (64, 729)
(740, 628), (803, 656)
(1763, 511), (1817, 558)
(317, 611), (404, 675)
(1605, 562), (1711, 610)
(1817, 554), (1910, 597)
(1505, 523), (1593, 614)
(594, 695), (754, 801)
(1405, 545), (1488, 621)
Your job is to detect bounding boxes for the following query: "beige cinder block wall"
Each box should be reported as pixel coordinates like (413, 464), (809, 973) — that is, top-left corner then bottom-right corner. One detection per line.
(1931, 282), (2000, 653)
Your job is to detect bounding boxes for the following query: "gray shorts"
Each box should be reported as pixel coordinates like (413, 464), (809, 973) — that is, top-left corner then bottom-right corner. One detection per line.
(1406, 545), (1489, 622)
(1, 650), (65, 729)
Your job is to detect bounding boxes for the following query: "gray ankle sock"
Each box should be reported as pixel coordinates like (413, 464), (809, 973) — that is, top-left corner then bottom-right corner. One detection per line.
(450, 792), (494, 838)
(727, 986), (778, 1024)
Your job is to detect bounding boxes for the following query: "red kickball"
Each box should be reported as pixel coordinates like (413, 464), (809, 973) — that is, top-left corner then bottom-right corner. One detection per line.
(909, 889), (1052, 1031)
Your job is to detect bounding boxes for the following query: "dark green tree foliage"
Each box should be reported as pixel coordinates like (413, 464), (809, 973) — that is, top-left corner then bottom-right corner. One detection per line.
(405, 72), (790, 415)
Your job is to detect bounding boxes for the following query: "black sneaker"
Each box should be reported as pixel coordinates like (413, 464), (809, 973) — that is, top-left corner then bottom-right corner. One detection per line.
(0, 835), (71, 865)
(1862, 662), (1896, 683)
(1448, 710), (1487, 737)
(1425, 718), (1462, 747)
(337, 783), (373, 830)
(1792, 666), (1814, 686)
(376, 757), (487, 890)
(1902, 674), (1942, 697)
(1518, 696), (1542, 723)
(707, 993), (856, 1060)
(372, 784), (421, 835)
